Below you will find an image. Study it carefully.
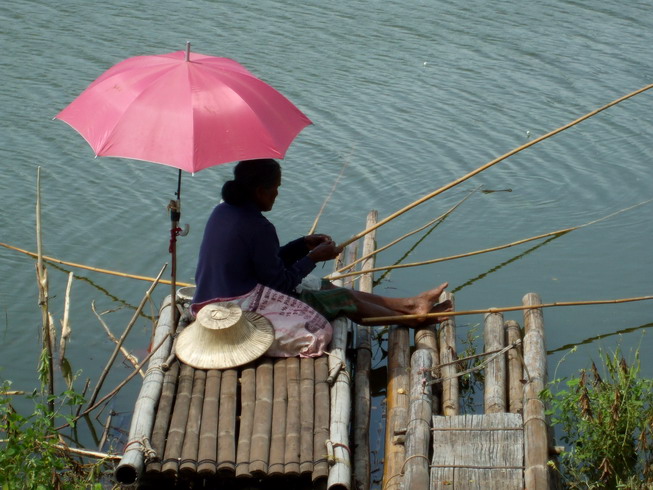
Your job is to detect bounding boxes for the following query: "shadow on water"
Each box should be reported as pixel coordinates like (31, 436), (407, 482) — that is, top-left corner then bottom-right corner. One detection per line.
(548, 321), (652, 355)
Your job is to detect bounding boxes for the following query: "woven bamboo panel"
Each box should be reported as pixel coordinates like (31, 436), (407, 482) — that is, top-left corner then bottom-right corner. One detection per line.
(431, 413), (524, 489)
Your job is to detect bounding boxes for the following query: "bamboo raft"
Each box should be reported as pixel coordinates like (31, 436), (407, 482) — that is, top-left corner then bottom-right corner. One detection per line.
(115, 212), (559, 489)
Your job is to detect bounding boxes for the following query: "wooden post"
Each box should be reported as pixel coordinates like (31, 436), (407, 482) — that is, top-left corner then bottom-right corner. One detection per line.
(300, 357), (315, 476)
(438, 292), (458, 416)
(179, 369), (206, 476)
(198, 369), (221, 476)
(484, 312), (507, 413)
(162, 362), (195, 476)
(505, 320), (524, 414)
(114, 298), (176, 484)
(382, 324), (410, 490)
(353, 211), (376, 490)
(217, 368), (238, 475)
(236, 366), (256, 477)
(313, 356), (330, 484)
(403, 349), (433, 490)
(285, 356), (301, 476)
(250, 358), (274, 476)
(269, 358), (288, 476)
(522, 293), (550, 490)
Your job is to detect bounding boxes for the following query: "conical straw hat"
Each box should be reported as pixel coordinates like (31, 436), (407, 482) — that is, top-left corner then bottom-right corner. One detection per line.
(175, 302), (274, 369)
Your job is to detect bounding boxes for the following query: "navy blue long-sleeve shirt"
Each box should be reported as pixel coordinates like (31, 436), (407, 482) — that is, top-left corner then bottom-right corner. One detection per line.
(192, 202), (316, 303)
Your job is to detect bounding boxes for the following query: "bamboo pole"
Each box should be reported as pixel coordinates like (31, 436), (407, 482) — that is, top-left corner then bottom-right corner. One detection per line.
(353, 211), (376, 490)
(331, 199), (652, 282)
(285, 356), (301, 476)
(522, 293), (550, 490)
(300, 357), (315, 476)
(179, 369), (206, 477)
(335, 190), (476, 276)
(236, 366), (256, 478)
(484, 312), (507, 414)
(363, 294), (653, 324)
(144, 360), (179, 475)
(198, 369), (221, 476)
(308, 156), (350, 235)
(161, 363), (195, 476)
(402, 349), (434, 490)
(217, 368), (238, 475)
(35, 167), (54, 415)
(115, 297), (175, 485)
(438, 292), (458, 416)
(382, 324), (410, 490)
(313, 355), (330, 484)
(269, 358), (288, 476)
(0, 241), (192, 287)
(250, 358), (274, 476)
(87, 265), (167, 410)
(337, 83), (653, 250)
(505, 320), (524, 414)
(328, 248), (354, 490)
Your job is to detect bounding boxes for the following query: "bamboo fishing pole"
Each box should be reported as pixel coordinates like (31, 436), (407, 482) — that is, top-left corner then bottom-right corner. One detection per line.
(0, 241), (194, 287)
(361, 295), (653, 325)
(334, 186), (480, 275)
(328, 199), (652, 281)
(336, 83), (653, 250)
(308, 156), (351, 235)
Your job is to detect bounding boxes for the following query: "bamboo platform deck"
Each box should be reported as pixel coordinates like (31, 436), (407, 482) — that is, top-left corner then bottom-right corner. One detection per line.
(115, 212), (559, 490)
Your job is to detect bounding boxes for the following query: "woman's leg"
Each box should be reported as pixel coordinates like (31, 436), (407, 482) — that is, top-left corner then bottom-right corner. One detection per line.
(341, 282), (451, 326)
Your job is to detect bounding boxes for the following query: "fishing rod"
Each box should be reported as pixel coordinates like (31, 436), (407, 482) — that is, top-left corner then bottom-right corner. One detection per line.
(336, 83), (653, 250)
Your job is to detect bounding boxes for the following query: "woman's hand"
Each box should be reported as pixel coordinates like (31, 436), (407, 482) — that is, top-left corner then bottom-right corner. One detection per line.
(307, 239), (342, 262)
(304, 234), (332, 250)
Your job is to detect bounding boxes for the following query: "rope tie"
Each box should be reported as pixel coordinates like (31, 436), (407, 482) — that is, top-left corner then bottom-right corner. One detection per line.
(123, 436), (157, 462)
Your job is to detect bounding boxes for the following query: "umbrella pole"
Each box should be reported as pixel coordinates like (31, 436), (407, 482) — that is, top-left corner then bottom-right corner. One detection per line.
(168, 170), (183, 327)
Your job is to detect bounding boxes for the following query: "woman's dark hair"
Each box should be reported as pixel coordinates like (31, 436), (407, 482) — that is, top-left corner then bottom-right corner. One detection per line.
(221, 159), (281, 205)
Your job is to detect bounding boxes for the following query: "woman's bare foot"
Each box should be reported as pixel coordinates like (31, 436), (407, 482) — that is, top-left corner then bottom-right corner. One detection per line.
(413, 282), (449, 317)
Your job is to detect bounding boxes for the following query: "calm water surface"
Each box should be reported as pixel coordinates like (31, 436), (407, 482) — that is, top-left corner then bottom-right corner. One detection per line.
(1, 0), (652, 483)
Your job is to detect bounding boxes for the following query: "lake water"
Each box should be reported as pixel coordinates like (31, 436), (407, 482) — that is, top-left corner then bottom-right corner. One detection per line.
(1, 0), (652, 484)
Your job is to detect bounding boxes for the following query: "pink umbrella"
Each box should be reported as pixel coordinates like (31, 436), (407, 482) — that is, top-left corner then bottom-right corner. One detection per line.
(55, 43), (312, 318)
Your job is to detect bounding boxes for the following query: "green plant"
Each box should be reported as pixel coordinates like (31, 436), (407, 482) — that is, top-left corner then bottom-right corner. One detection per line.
(0, 379), (110, 489)
(542, 347), (653, 489)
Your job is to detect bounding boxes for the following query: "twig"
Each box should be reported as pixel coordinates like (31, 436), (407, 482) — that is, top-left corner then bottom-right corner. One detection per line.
(91, 301), (145, 378)
(362, 295), (653, 324)
(330, 199), (652, 281)
(85, 264), (166, 409)
(337, 83), (653, 249)
(0, 241), (191, 287)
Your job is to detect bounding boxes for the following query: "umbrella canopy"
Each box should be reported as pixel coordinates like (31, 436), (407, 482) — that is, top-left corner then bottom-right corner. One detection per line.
(55, 47), (312, 173)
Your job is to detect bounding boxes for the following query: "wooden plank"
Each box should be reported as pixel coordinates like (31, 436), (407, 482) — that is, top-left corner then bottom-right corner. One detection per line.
(197, 369), (221, 476)
(250, 358), (274, 476)
(313, 356), (330, 483)
(179, 368), (206, 476)
(431, 413), (524, 489)
(235, 366), (256, 477)
(403, 349), (433, 490)
(484, 312), (506, 413)
(269, 358), (288, 476)
(522, 293), (550, 490)
(217, 368), (238, 475)
(162, 363), (195, 475)
(300, 357), (315, 476)
(285, 356), (301, 476)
